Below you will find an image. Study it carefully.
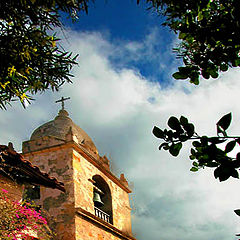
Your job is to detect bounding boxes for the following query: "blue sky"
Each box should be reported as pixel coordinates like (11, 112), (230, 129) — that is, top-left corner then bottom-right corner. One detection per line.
(2, 2), (240, 240)
(62, 1), (162, 39)
(61, 1), (177, 87)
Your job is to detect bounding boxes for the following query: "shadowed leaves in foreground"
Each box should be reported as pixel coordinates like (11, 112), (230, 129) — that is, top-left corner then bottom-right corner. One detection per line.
(153, 112), (240, 233)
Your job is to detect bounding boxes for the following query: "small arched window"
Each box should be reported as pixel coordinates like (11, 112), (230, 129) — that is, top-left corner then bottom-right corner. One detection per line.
(92, 175), (113, 224)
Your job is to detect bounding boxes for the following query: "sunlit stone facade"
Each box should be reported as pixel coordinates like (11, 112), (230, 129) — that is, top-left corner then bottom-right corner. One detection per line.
(22, 108), (136, 240)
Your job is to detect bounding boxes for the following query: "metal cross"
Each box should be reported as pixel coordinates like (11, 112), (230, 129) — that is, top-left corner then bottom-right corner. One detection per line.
(55, 97), (70, 110)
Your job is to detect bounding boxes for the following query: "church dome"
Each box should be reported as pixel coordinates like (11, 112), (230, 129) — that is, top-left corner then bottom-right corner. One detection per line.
(30, 109), (97, 153)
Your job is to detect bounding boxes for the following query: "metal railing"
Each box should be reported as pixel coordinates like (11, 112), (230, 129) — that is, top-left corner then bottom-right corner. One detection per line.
(94, 207), (110, 223)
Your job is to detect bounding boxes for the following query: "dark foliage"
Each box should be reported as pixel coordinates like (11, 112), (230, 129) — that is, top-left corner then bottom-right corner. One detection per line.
(140, 0), (240, 85)
(153, 113), (240, 181)
(0, 0), (92, 109)
(153, 113), (240, 229)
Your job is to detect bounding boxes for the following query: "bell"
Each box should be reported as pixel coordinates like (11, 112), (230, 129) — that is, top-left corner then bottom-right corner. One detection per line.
(93, 191), (104, 207)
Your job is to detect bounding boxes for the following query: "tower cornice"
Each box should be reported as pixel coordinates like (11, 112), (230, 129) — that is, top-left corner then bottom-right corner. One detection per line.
(22, 140), (132, 194)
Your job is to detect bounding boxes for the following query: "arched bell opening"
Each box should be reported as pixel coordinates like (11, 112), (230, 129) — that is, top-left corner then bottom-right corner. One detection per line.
(92, 175), (113, 224)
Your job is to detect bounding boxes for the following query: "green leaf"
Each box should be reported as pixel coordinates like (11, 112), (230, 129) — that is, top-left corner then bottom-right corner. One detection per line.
(168, 116), (180, 130)
(153, 126), (165, 139)
(225, 140), (236, 153)
(163, 144), (170, 150)
(169, 142), (182, 157)
(167, 130), (174, 140)
(233, 59), (240, 67)
(192, 141), (201, 147)
(198, 11), (203, 21)
(178, 66), (190, 73)
(191, 148), (196, 155)
(202, 70), (210, 79)
(232, 158), (240, 168)
(231, 169), (239, 179)
(172, 72), (188, 80)
(214, 166), (231, 182)
(159, 143), (169, 150)
(217, 125), (227, 137)
(193, 161), (198, 167)
(208, 137), (226, 144)
(220, 63), (228, 72)
(206, 162), (219, 167)
(179, 135), (189, 142)
(219, 173), (231, 182)
(179, 32), (187, 40)
(186, 15), (189, 25)
(210, 70), (219, 79)
(185, 123), (195, 137)
(189, 155), (195, 160)
(214, 166), (221, 179)
(234, 209), (240, 216)
(190, 75), (199, 85)
(217, 113), (232, 131)
(180, 116), (188, 126)
(190, 167), (198, 172)
(232, 153), (240, 168)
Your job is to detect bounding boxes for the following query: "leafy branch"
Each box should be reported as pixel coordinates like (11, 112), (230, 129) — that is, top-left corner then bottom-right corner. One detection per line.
(153, 112), (240, 229)
(0, 0), (93, 109)
(140, 0), (240, 85)
(153, 113), (240, 182)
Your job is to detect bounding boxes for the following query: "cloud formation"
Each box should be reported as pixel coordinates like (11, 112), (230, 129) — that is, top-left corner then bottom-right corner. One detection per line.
(2, 29), (240, 240)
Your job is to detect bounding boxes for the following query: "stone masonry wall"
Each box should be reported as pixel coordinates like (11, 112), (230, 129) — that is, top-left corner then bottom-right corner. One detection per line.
(23, 146), (76, 240)
(75, 215), (129, 240)
(0, 175), (23, 202)
(23, 139), (133, 240)
(73, 149), (132, 236)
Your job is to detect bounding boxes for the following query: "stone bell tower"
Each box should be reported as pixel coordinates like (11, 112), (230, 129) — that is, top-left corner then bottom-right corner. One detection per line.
(22, 98), (136, 240)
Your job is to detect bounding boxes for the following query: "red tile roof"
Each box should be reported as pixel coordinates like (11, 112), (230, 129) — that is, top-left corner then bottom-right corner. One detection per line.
(0, 144), (65, 192)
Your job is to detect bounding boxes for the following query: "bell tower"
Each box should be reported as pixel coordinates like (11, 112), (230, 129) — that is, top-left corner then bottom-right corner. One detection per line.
(22, 100), (136, 240)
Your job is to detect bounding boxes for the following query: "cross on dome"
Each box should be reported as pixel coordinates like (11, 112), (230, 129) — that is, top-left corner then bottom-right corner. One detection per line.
(55, 96), (70, 110)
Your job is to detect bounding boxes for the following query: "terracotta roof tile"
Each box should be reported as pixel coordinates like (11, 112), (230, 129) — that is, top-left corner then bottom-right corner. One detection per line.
(0, 144), (65, 192)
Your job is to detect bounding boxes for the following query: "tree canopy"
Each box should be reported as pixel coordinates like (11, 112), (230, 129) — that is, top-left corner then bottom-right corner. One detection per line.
(144, 0), (240, 85)
(148, 0), (240, 236)
(149, 0), (240, 190)
(153, 113), (240, 233)
(0, 0), (91, 109)
(1, 0), (240, 108)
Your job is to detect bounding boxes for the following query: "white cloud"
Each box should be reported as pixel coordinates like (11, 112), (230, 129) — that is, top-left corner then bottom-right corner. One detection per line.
(1, 29), (240, 240)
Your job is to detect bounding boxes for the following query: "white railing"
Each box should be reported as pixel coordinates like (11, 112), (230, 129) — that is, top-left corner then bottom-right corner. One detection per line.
(94, 207), (110, 223)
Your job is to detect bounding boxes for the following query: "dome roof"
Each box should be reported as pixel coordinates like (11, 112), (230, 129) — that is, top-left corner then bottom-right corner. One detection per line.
(30, 109), (97, 153)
